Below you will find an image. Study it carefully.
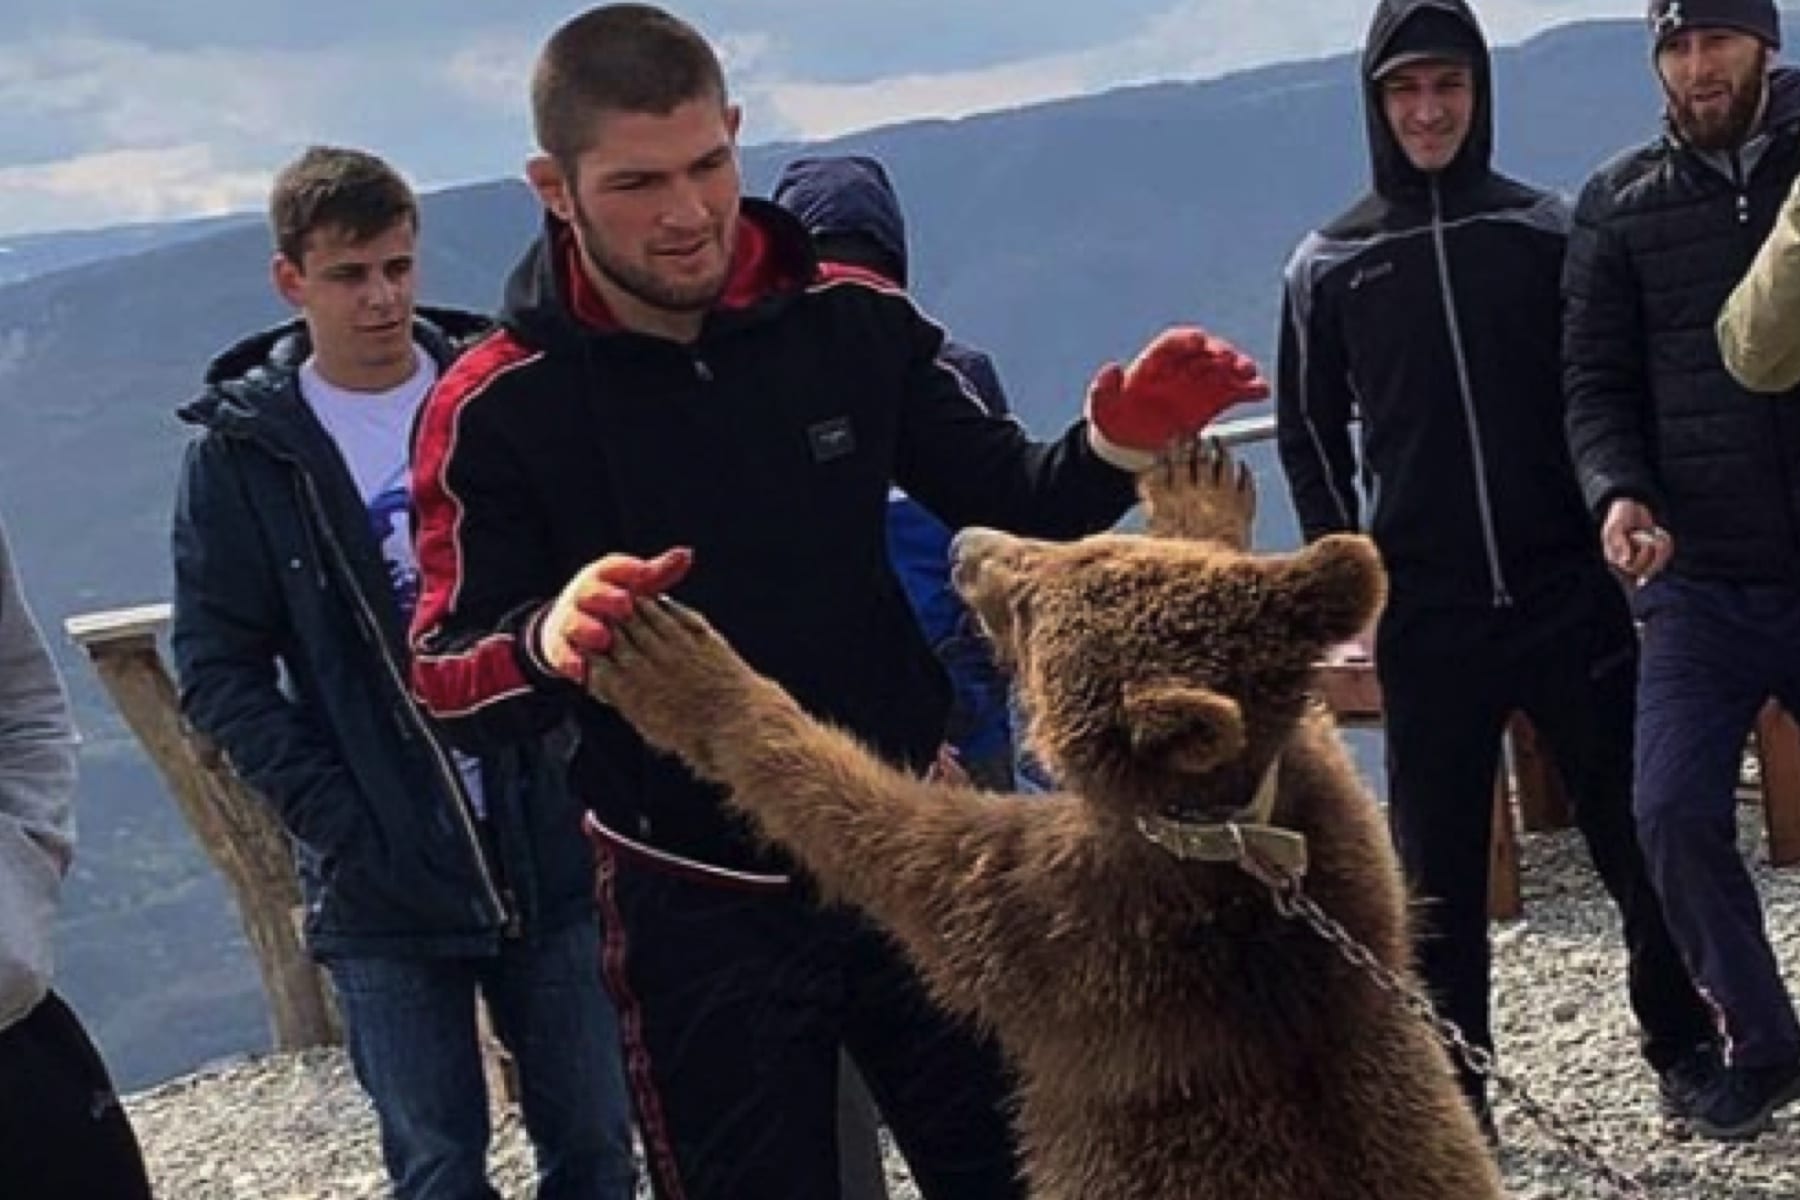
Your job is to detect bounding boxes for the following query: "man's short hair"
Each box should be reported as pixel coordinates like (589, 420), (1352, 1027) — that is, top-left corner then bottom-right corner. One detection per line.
(532, 4), (728, 166)
(269, 146), (418, 266)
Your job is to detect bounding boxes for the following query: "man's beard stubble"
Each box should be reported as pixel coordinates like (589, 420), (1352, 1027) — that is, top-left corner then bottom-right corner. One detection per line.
(570, 199), (733, 318)
(1673, 69), (1768, 152)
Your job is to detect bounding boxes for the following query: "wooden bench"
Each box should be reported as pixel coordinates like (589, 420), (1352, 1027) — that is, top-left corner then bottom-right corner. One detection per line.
(1310, 660), (1800, 921)
(1752, 702), (1800, 865)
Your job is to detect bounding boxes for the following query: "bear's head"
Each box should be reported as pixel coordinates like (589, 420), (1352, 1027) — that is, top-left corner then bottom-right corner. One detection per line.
(951, 528), (1384, 818)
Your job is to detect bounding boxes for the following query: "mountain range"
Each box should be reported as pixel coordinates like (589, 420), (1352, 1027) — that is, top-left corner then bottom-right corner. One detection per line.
(0, 213), (254, 286)
(0, 15), (1699, 1086)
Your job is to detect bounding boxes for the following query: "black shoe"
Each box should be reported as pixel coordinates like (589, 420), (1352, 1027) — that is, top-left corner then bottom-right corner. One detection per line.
(1689, 1058), (1800, 1141)
(1657, 1043), (1724, 1121)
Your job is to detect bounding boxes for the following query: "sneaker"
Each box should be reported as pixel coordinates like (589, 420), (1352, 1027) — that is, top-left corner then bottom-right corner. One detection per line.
(1689, 1058), (1800, 1141)
(1657, 1043), (1724, 1121)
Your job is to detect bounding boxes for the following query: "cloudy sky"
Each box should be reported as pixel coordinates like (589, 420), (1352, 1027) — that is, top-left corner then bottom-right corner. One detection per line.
(0, 1), (1639, 237)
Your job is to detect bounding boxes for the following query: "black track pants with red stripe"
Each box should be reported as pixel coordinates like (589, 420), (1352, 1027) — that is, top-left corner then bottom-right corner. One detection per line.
(591, 836), (1025, 1200)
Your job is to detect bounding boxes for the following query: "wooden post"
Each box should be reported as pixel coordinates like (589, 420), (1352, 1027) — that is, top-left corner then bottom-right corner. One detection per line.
(65, 604), (341, 1050)
(1488, 766), (1523, 922)
(476, 997), (522, 1113)
(1753, 702), (1800, 868)
(1312, 661), (1383, 723)
(1505, 714), (1573, 833)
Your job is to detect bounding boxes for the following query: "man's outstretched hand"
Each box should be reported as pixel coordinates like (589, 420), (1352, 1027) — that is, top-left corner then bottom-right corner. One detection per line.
(1087, 328), (1270, 470)
(534, 548), (693, 683)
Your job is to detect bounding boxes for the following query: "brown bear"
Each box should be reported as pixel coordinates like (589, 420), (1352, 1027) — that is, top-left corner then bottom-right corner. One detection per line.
(586, 439), (1503, 1200)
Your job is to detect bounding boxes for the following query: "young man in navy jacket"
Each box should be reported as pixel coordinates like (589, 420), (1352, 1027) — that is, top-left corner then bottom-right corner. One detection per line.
(173, 147), (634, 1199)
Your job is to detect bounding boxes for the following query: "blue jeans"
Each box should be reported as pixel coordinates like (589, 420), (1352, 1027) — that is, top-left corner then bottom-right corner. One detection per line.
(327, 918), (636, 1200)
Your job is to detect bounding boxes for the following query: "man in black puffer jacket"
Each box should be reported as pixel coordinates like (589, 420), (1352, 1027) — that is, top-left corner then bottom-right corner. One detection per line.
(1277, 0), (1717, 1139)
(1564, 0), (1800, 1141)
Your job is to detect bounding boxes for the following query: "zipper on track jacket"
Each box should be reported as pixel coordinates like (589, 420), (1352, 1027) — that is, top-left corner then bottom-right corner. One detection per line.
(1430, 179), (1514, 609)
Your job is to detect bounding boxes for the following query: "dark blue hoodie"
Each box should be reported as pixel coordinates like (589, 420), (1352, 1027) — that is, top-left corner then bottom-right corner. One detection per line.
(772, 156), (1017, 766)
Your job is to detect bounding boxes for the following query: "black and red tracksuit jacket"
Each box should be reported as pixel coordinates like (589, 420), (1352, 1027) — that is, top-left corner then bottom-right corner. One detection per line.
(409, 199), (1133, 881)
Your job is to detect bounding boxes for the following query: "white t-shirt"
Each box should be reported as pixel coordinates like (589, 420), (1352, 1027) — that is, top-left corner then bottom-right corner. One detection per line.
(300, 350), (487, 816)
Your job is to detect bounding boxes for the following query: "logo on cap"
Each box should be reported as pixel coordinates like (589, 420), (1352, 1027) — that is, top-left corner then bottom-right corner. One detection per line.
(1653, 2), (1685, 39)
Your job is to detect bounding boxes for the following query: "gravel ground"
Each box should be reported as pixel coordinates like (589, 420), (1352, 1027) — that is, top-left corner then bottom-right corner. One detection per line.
(128, 811), (1799, 1199)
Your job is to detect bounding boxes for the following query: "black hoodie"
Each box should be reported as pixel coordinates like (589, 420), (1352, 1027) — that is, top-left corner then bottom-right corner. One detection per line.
(1276, 0), (1596, 611)
(408, 201), (1133, 877)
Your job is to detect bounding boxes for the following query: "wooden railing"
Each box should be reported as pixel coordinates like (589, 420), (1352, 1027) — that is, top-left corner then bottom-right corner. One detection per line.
(64, 603), (520, 1104)
(63, 604), (340, 1050)
(65, 604), (532, 1101)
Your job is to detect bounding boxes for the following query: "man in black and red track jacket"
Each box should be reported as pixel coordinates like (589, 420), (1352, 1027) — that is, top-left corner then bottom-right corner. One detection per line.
(408, 7), (1265, 1198)
(412, 194), (1141, 877)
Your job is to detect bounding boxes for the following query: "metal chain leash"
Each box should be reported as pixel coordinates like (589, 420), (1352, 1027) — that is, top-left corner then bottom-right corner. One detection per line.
(1235, 851), (1654, 1200)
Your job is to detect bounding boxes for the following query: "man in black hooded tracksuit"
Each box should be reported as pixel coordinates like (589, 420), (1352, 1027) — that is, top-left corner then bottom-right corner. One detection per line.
(1275, 0), (1717, 1132)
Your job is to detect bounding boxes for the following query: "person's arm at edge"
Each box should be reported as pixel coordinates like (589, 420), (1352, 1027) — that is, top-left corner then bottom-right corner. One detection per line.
(0, 510), (77, 1028)
(1720, 169), (1800, 393)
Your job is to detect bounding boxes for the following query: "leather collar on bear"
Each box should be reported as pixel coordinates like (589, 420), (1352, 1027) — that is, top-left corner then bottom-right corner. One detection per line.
(1134, 755), (1309, 879)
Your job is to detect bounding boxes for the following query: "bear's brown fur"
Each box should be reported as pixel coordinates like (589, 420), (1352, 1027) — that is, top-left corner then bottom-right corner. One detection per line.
(587, 439), (1503, 1200)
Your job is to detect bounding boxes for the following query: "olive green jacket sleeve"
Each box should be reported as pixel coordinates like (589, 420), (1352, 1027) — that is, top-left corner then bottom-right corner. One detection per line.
(1720, 171), (1800, 394)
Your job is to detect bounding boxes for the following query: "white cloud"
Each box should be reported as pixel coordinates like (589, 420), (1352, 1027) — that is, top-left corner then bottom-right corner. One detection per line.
(0, 37), (337, 149)
(443, 32), (535, 114)
(754, 56), (1097, 140)
(0, 30), (539, 236)
(0, 144), (270, 230)
(748, 0), (1645, 141)
(716, 30), (779, 76)
(0, 2), (1654, 235)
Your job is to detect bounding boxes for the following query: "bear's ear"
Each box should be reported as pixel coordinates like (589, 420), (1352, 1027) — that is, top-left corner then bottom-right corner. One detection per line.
(1121, 680), (1246, 774)
(1276, 534), (1386, 647)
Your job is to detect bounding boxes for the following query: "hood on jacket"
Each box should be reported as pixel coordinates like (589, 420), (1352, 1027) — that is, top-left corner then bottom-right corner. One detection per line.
(770, 155), (910, 286)
(499, 197), (814, 354)
(1362, 0), (1494, 198)
(179, 306), (489, 431)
